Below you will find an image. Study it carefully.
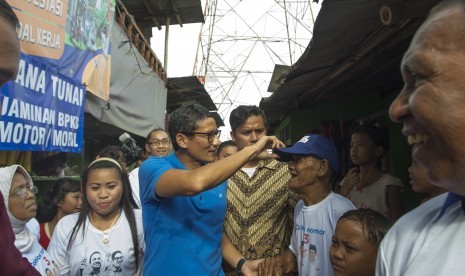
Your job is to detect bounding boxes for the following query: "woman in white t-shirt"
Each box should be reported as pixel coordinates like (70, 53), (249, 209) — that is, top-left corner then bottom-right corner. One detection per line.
(48, 158), (144, 275)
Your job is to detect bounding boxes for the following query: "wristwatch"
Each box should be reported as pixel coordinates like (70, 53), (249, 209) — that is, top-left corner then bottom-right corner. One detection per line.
(236, 257), (247, 275)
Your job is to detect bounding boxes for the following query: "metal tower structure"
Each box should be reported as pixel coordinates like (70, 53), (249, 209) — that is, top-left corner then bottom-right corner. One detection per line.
(193, 0), (320, 132)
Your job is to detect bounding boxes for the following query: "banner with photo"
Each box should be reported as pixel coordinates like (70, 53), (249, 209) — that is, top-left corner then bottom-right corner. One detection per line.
(7, 0), (115, 100)
(1, 54), (85, 152)
(1, 0), (116, 152)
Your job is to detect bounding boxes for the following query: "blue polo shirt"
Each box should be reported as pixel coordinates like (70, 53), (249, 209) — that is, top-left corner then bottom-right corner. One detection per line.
(139, 153), (227, 275)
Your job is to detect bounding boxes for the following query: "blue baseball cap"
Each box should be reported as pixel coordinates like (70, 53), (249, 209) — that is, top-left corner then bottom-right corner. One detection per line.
(275, 134), (340, 173)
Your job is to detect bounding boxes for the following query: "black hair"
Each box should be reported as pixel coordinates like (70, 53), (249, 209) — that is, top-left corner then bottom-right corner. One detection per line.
(89, 251), (101, 264)
(145, 128), (169, 143)
(97, 146), (126, 166)
(352, 125), (389, 150)
(229, 105), (267, 132)
(216, 140), (237, 157)
(67, 160), (140, 268)
(112, 250), (123, 260)
(0, 0), (19, 29)
(338, 209), (393, 247)
(36, 178), (80, 223)
(167, 103), (213, 151)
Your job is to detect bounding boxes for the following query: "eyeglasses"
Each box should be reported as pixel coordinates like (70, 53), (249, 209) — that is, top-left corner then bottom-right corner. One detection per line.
(9, 185), (38, 199)
(184, 129), (221, 143)
(147, 139), (170, 147)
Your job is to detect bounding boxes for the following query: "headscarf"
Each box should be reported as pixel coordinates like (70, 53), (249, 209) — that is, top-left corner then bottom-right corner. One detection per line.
(0, 165), (35, 253)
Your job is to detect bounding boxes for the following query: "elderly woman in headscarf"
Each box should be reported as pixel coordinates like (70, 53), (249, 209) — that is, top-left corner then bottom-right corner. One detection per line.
(0, 165), (58, 275)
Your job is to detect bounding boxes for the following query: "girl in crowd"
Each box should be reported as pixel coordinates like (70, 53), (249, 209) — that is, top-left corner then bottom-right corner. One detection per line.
(47, 158), (144, 275)
(215, 140), (238, 160)
(330, 208), (393, 276)
(36, 178), (82, 249)
(0, 165), (58, 274)
(97, 145), (139, 209)
(408, 146), (446, 205)
(338, 125), (404, 221)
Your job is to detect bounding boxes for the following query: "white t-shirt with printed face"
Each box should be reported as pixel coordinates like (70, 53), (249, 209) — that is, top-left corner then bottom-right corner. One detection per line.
(18, 218), (58, 275)
(22, 240), (59, 275)
(47, 210), (145, 276)
(290, 193), (356, 276)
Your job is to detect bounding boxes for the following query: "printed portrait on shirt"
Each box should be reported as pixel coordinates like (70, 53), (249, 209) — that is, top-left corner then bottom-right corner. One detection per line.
(77, 250), (125, 276)
(105, 250), (124, 275)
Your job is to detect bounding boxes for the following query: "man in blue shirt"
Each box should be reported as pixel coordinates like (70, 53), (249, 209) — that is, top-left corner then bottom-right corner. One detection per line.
(139, 103), (284, 275)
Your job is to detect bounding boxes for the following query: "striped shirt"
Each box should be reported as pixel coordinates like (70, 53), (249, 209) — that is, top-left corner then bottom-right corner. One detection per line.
(223, 159), (298, 275)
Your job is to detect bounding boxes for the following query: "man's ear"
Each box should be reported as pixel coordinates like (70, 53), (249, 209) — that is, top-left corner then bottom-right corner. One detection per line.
(176, 133), (189, 149)
(145, 143), (151, 154)
(318, 160), (329, 177)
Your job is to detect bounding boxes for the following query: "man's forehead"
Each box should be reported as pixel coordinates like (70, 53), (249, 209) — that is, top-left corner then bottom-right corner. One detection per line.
(400, 9), (454, 70)
(150, 131), (169, 138)
(413, 5), (464, 49)
(245, 114), (265, 122)
(241, 125), (265, 130)
(240, 118), (266, 128)
(195, 117), (217, 130)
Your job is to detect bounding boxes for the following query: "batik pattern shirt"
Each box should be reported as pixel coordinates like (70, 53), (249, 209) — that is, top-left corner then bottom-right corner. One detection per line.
(223, 159), (298, 274)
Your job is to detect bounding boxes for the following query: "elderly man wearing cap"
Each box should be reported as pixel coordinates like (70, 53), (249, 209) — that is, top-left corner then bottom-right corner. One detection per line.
(259, 134), (355, 276)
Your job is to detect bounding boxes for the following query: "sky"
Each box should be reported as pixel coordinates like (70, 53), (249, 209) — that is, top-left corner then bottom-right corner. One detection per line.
(150, 0), (323, 140)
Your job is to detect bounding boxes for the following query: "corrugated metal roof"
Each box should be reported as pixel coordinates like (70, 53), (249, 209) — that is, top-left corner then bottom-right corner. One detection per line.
(260, 0), (441, 131)
(267, 65), (290, 93)
(166, 76), (224, 126)
(120, 0), (204, 40)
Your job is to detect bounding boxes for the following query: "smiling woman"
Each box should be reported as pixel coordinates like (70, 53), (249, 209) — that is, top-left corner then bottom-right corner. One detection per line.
(46, 158), (145, 275)
(0, 165), (58, 274)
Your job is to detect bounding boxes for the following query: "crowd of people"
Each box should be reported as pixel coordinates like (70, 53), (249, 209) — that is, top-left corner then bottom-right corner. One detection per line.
(2, 0), (465, 275)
